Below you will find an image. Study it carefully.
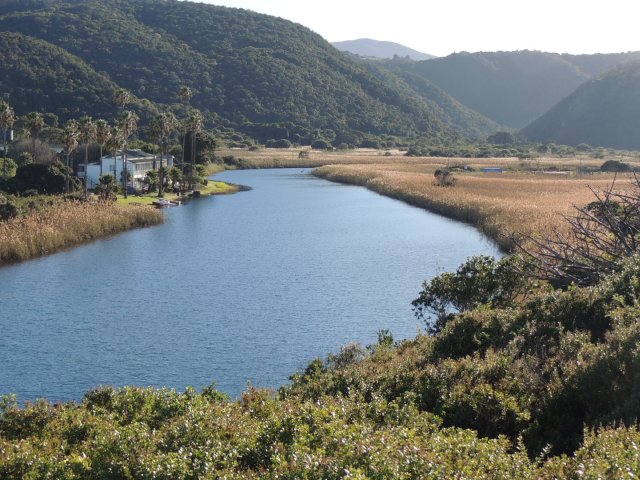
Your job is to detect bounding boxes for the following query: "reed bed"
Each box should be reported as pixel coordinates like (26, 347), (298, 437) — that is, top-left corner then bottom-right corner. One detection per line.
(0, 200), (163, 265)
(314, 164), (620, 251)
(218, 147), (629, 172)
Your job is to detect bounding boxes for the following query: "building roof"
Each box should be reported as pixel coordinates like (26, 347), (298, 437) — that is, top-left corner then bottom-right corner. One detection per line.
(102, 149), (159, 163)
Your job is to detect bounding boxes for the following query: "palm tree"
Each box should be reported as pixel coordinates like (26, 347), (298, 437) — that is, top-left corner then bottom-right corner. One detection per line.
(62, 120), (79, 194)
(114, 88), (131, 112)
(105, 126), (124, 191)
(186, 109), (204, 190)
(79, 117), (97, 200)
(113, 89), (135, 198)
(149, 112), (178, 196)
(95, 119), (111, 177)
(0, 100), (15, 176)
(25, 112), (44, 163)
(118, 110), (138, 198)
(178, 86), (193, 192)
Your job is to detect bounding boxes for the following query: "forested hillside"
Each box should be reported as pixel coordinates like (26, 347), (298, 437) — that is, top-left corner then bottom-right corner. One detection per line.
(386, 50), (640, 128)
(521, 60), (640, 149)
(0, 31), (158, 124)
(0, 0), (499, 145)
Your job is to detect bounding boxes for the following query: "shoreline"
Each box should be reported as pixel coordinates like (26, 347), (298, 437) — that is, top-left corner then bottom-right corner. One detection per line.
(312, 165), (514, 251)
(0, 180), (242, 267)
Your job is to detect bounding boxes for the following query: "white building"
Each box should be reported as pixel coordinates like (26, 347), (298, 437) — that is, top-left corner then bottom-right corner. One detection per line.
(78, 149), (173, 191)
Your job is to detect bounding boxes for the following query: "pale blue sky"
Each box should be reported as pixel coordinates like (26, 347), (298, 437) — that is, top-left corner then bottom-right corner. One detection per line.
(190, 0), (640, 57)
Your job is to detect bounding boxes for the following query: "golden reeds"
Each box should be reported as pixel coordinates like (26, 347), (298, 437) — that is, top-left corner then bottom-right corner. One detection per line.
(0, 200), (163, 264)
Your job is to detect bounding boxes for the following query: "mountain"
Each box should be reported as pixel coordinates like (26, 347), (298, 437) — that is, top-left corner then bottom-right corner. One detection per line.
(0, 0), (497, 145)
(0, 31), (158, 125)
(379, 66), (501, 139)
(521, 60), (640, 149)
(332, 38), (435, 61)
(386, 50), (640, 129)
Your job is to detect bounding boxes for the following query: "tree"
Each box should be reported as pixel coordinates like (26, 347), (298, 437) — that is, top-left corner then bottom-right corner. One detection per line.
(79, 116), (97, 199)
(118, 111), (138, 198)
(143, 169), (159, 193)
(105, 126), (125, 190)
(24, 112), (44, 163)
(178, 86), (193, 177)
(61, 120), (80, 194)
(95, 174), (118, 202)
(11, 161), (70, 194)
(412, 256), (528, 334)
(168, 166), (182, 190)
(114, 89), (133, 198)
(114, 88), (131, 111)
(0, 100), (15, 177)
(95, 120), (112, 177)
(149, 112), (178, 196)
(186, 109), (204, 190)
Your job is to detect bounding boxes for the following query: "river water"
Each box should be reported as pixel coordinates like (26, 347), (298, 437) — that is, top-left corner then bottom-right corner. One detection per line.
(0, 169), (500, 401)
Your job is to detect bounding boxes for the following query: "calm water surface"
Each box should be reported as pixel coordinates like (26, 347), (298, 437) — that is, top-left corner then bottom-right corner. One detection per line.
(0, 169), (500, 401)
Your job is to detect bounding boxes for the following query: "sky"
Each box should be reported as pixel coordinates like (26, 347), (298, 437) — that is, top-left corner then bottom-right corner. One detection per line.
(193, 0), (640, 57)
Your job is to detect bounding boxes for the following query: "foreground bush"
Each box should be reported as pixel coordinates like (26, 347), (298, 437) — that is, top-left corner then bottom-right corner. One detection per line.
(286, 253), (640, 457)
(3, 384), (640, 479)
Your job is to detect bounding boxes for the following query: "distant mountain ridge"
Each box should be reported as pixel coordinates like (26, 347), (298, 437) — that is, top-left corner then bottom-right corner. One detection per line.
(332, 39), (435, 61)
(521, 60), (640, 149)
(386, 50), (640, 129)
(0, 0), (501, 145)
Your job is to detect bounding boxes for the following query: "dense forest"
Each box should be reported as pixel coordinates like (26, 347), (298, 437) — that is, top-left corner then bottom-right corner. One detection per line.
(0, 0), (502, 146)
(522, 60), (640, 149)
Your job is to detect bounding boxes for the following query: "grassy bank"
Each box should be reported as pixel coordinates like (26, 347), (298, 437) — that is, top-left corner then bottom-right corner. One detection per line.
(313, 163), (618, 251)
(116, 180), (240, 206)
(0, 199), (163, 265)
(0, 179), (240, 266)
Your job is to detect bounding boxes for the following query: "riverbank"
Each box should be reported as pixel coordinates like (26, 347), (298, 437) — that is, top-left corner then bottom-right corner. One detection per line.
(218, 147), (622, 251)
(0, 179), (241, 266)
(314, 164), (619, 251)
(116, 179), (240, 206)
(0, 199), (163, 265)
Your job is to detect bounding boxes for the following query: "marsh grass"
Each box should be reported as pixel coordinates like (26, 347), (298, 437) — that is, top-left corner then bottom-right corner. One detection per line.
(0, 199), (163, 264)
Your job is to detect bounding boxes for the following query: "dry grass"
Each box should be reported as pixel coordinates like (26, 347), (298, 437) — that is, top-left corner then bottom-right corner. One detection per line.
(217, 147), (628, 171)
(0, 200), (163, 265)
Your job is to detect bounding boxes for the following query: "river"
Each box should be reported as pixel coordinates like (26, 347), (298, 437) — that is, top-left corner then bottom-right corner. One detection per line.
(0, 168), (500, 402)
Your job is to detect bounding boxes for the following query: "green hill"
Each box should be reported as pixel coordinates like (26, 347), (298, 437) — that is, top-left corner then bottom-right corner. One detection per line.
(0, 0), (498, 145)
(0, 31), (158, 123)
(387, 50), (640, 129)
(521, 60), (640, 149)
